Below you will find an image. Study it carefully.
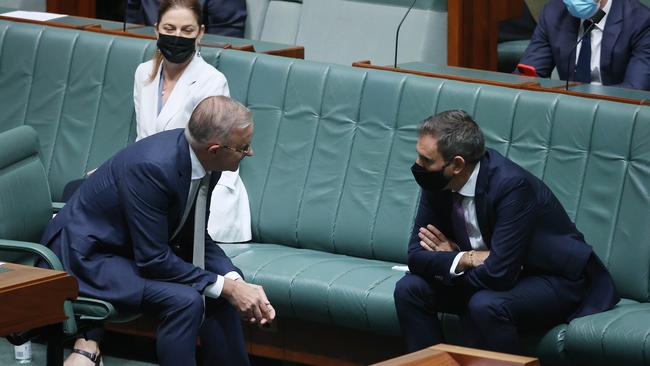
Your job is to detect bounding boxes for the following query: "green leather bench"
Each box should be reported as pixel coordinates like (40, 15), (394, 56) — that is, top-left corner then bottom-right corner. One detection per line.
(1, 19), (650, 366)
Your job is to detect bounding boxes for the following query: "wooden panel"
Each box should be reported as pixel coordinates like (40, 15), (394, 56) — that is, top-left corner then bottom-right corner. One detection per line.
(448, 0), (524, 71)
(47, 0), (96, 18)
(0, 263), (78, 336)
(373, 344), (539, 366)
(351, 61), (650, 106)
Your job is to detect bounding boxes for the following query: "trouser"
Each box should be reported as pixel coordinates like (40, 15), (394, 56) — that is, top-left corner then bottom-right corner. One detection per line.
(393, 273), (585, 354)
(142, 279), (249, 366)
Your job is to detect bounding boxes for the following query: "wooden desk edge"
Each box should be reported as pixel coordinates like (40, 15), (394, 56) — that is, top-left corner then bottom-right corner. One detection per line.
(352, 61), (650, 107)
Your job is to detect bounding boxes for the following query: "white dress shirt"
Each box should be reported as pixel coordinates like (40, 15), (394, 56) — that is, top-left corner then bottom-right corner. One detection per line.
(575, 0), (612, 85)
(187, 146), (241, 298)
(449, 162), (488, 277)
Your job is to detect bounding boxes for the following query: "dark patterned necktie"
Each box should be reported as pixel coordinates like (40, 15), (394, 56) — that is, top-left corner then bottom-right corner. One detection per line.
(451, 193), (471, 251)
(574, 20), (594, 83)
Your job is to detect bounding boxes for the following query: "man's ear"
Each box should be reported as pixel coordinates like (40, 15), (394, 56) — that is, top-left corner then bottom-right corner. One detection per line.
(207, 144), (221, 154)
(451, 156), (466, 174)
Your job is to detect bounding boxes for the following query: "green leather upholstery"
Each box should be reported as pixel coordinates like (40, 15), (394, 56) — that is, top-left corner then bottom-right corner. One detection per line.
(2, 19), (650, 365)
(0, 20), (154, 201)
(498, 39), (530, 73)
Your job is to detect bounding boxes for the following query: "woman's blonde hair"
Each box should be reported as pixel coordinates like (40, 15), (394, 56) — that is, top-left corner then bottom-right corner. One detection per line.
(148, 0), (203, 82)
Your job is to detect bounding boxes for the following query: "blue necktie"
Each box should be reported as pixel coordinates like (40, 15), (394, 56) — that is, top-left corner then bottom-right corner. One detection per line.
(574, 21), (593, 83)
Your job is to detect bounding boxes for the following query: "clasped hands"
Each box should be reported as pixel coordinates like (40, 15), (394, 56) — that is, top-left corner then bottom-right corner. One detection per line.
(418, 224), (489, 270)
(222, 278), (276, 326)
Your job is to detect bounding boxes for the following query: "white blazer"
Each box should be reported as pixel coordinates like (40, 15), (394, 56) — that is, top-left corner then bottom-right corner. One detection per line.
(133, 54), (252, 242)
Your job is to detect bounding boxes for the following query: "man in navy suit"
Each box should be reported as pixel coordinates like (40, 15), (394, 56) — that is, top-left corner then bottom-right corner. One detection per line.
(41, 96), (273, 366)
(518, 0), (650, 90)
(394, 110), (619, 354)
(127, 0), (247, 37)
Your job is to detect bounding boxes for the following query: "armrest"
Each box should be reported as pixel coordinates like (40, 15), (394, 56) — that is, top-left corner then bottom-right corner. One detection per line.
(0, 239), (64, 271)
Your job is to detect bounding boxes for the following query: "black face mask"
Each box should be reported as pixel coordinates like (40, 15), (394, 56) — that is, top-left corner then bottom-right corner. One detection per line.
(411, 162), (451, 191)
(157, 34), (196, 64)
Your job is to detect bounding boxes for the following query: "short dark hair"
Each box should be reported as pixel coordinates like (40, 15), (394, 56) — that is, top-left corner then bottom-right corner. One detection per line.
(418, 110), (485, 163)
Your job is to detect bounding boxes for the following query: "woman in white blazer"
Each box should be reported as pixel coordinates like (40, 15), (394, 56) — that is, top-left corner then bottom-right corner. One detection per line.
(133, 1), (252, 245)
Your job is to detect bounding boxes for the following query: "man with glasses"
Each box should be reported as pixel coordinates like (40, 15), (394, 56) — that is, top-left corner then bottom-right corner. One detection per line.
(41, 96), (271, 366)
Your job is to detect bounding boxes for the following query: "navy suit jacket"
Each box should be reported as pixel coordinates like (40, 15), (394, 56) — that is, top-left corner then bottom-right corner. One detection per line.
(41, 129), (239, 311)
(126, 0), (247, 37)
(519, 0), (650, 90)
(407, 149), (618, 320)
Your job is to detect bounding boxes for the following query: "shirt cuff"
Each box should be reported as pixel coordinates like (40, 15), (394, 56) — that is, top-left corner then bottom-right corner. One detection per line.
(225, 271), (242, 281)
(204, 275), (225, 298)
(449, 252), (466, 277)
(204, 272), (242, 299)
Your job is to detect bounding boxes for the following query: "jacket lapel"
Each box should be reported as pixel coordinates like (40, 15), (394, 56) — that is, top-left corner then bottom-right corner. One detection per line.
(172, 131), (192, 237)
(474, 152), (492, 248)
(600, 0), (623, 85)
(156, 56), (201, 132)
(560, 16), (581, 79)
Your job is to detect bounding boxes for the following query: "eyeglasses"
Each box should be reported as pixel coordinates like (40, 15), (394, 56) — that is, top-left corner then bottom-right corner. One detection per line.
(220, 144), (253, 156)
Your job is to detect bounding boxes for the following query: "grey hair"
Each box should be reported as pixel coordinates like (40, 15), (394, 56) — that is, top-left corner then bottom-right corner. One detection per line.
(418, 110), (485, 163)
(187, 96), (252, 145)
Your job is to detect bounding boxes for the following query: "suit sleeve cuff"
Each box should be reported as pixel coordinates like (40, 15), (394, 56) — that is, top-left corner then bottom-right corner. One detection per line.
(449, 252), (466, 277)
(204, 275), (225, 298)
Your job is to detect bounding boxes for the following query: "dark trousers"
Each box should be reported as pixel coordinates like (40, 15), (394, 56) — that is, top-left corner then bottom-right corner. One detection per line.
(142, 279), (249, 366)
(394, 273), (585, 354)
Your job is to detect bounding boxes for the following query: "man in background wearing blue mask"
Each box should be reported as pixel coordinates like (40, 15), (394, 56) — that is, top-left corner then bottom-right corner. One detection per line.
(517, 0), (650, 90)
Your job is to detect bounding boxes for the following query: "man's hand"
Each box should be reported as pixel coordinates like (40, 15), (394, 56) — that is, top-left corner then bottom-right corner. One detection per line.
(222, 278), (276, 326)
(418, 224), (460, 252)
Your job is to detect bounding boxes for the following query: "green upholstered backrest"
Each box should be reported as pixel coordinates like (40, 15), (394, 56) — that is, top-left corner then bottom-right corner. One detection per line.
(0, 126), (51, 244)
(0, 20), (156, 201)
(217, 50), (650, 302)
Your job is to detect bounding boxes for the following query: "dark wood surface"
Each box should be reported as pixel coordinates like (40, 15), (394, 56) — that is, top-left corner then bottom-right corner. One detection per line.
(448, 0), (524, 71)
(373, 344), (540, 366)
(0, 14), (303, 58)
(47, 0), (96, 18)
(106, 315), (404, 366)
(0, 262), (78, 336)
(352, 61), (650, 106)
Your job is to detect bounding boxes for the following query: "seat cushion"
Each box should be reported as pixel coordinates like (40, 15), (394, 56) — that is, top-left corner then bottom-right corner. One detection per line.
(564, 298), (650, 366)
(220, 243), (403, 335)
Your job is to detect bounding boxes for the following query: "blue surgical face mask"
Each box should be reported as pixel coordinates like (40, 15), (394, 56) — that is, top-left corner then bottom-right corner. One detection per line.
(563, 0), (600, 19)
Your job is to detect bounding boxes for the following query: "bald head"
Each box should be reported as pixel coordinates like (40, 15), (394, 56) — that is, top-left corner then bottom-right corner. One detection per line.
(186, 96), (252, 146)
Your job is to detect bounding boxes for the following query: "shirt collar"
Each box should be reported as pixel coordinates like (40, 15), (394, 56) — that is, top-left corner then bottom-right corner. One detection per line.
(188, 144), (206, 180)
(456, 162), (480, 198)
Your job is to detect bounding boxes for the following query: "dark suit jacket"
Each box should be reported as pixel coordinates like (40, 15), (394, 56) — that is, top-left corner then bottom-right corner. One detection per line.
(518, 0), (650, 90)
(126, 0), (247, 37)
(407, 149), (618, 320)
(41, 129), (239, 311)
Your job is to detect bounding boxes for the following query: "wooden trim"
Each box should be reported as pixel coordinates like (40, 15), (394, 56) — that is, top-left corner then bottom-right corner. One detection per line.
(0, 15), (302, 58)
(351, 61), (650, 106)
(263, 46), (305, 59)
(47, 0), (96, 18)
(447, 0), (523, 71)
(373, 344), (539, 366)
